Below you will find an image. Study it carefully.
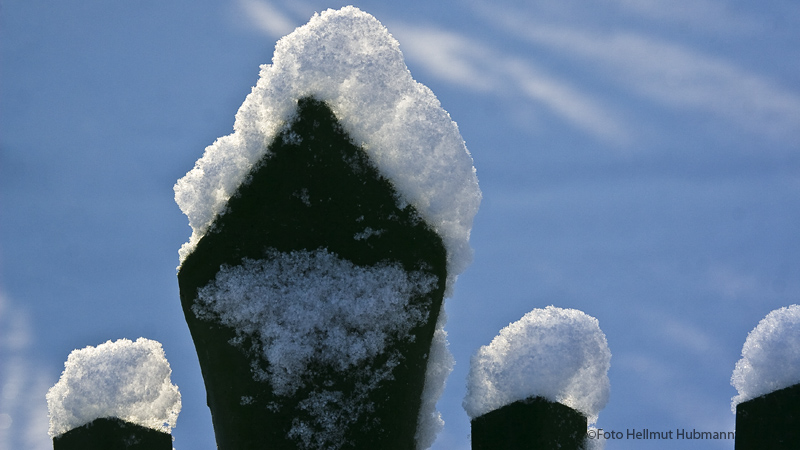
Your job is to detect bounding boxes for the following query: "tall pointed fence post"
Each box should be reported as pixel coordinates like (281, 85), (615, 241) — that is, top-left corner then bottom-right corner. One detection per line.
(46, 338), (181, 450)
(178, 95), (448, 449)
(463, 306), (610, 450)
(731, 304), (800, 450)
(172, 7), (480, 449)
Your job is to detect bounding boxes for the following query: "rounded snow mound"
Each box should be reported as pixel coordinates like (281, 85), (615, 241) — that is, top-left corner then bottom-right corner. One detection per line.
(464, 306), (611, 424)
(731, 304), (800, 411)
(46, 338), (181, 438)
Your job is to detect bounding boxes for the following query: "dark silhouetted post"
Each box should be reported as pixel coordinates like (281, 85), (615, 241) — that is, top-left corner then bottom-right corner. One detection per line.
(735, 383), (800, 450)
(173, 7), (480, 448)
(471, 396), (587, 450)
(53, 418), (172, 450)
(178, 97), (447, 449)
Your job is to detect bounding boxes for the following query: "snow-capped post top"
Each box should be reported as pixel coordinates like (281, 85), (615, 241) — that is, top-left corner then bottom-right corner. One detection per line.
(46, 338), (181, 438)
(174, 6), (481, 292)
(731, 304), (800, 411)
(463, 306), (611, 424)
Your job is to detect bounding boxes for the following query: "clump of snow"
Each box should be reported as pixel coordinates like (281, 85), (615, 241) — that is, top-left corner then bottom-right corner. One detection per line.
(463, 306), (611, 424)
(46, 338), (181, 438)
(415, 307), (455, 450)
(731, 304), (800, 410)
(194, 248), (438, 446)
(194, 248), (436, 396)
(174, 6), (481, 294)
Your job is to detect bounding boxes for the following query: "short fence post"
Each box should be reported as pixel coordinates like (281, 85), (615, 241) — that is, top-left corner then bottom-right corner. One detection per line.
(52, 418), (172, 450)
(730, 305), (800, 450)
(463, 306), (610, 450)
(470, 396), (587, 450)
(46, 338), (180, 450)
(735, 383), (800, 450)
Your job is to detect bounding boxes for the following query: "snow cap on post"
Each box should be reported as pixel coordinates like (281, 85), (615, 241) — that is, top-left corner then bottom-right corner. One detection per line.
(463, 306), (611, 424)
(46, 338), (181, 438)
(731, 304), (800, 410)
(174, 6), (481, 294)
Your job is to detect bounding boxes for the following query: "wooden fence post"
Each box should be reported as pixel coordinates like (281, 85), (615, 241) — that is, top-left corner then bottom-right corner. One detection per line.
(53, 418), (172, 450)
(178, 97), (447, 449)
(735, 383), (800, 450)
(471, 396), (587, 450)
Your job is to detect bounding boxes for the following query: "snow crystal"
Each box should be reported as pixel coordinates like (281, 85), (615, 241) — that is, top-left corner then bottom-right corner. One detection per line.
(46, 338), (181, 438)
(194, 248), (438, 444)
(173, 6), (481, 293)
(731, 304), (800, 410)
(463, 306), (611, 424)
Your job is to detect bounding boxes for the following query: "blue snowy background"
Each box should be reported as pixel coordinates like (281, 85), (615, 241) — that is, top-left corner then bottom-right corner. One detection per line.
(2, 1), (799, 449)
